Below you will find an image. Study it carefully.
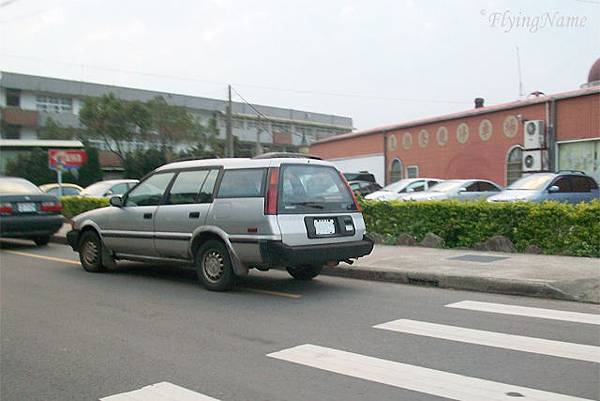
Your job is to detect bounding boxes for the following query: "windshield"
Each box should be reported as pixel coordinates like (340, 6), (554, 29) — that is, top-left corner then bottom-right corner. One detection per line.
(0, 178), (42, 195)
(429, 180), (465, 193)
(380, 179), (413, 192)
(507, 174), (555, 190)
(279, 164), (356, 214)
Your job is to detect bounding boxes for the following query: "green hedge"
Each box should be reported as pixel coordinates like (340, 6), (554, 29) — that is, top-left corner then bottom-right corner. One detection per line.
(360, 199), (600, 257)
(60, 196), (109, 220)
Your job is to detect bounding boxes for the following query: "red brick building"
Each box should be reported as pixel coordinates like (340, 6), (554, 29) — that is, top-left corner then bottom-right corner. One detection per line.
(311, 59), (600, 187)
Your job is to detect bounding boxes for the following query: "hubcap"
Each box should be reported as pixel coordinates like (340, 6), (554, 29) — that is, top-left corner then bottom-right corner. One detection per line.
(82, 239), (99, 266)
(203, 250), (224, 283)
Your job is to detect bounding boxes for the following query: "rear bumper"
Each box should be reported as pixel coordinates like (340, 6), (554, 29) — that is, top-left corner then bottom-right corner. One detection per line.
(260, 235), (374, 266)
(0, 214), (64, 238)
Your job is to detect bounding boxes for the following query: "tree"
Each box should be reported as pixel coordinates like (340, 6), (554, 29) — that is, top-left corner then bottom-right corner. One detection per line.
(77, 142), (103, 187)
(38, 117), (79, 140)
(79, 93), (151, 161)
(123, 148), (168, 179)
(146, 96), (206, 149)
(5, 148), (77, 186)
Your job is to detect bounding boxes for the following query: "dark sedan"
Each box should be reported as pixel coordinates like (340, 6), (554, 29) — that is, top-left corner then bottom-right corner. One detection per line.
(349, 180), (383, 197)
(0, 177), (64, 245)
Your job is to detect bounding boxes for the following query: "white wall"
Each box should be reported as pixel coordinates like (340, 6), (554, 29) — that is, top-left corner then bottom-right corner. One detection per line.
(329, 154), (385, 185)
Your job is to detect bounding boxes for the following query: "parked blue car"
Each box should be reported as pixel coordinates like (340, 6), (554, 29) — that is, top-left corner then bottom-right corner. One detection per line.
(488, 171), (599, 204)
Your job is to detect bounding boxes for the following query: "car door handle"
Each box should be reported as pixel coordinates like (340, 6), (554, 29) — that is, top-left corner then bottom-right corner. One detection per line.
(189, 212), (200, 219)
(143, 213), (152, 219)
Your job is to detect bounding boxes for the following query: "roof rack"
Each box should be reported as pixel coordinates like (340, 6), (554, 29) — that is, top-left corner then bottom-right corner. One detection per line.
(557, 170), (587, 175)
(252, 152), (322, 160)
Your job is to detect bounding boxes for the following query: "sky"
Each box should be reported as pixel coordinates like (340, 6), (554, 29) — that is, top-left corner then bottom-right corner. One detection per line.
(0, 0), (598, 130)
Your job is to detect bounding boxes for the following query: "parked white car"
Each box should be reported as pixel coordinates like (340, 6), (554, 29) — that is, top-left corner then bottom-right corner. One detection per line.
(365, 178), (443, 201)
(399, 179), (502, 201)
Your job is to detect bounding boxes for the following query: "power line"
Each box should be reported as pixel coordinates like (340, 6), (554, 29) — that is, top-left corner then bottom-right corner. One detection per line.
(0, 53), (473, 105)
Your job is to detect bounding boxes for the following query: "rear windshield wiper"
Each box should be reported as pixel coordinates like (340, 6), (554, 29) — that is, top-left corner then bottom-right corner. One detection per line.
(287, 201), (325, 209)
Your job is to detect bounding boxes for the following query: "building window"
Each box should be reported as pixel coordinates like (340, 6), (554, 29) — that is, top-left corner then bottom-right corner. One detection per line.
(390, 158), (403, 183)
(406, 165), (419, 178)
(247, 120), (257, 129)
(506, 146), (523, 185)
(2, 124), (21, 139)
(232, 118), (244, 129)
(36, 95), (73, 113)
(6, 89), (20, 107)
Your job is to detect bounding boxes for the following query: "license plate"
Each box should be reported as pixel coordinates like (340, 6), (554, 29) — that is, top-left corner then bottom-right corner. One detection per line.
(17, 202), (36, 212)
(314, 219), (336, 235)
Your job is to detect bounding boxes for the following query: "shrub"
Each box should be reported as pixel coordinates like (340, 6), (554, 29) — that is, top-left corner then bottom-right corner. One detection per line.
(61, 196), (109, 219)
(359, 199), (600, 257)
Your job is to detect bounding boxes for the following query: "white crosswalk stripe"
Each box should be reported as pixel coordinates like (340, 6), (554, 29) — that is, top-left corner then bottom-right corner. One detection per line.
(446, 300), (600, 325)
(100, 382), (220, 401)
(373, 319), (600, 363)
(267, 344), (594, 401)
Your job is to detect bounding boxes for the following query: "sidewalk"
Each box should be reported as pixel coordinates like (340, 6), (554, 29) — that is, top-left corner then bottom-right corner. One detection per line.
(51, 225), (599, 303)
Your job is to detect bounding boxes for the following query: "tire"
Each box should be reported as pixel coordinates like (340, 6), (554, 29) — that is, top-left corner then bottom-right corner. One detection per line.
(33, 236), (50, 246)
(195, 240), (234, 291)
(78, 231), (107, 273)
(286, 264), (323, 281)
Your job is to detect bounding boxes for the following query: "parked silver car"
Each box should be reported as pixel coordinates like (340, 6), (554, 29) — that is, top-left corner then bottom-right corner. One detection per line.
(399, 179), (502, 201)
(488, 171), (599, 204)
(66, 155), (374, 291)
(79, 179), (139, 198)
(365, 178), (443, 201)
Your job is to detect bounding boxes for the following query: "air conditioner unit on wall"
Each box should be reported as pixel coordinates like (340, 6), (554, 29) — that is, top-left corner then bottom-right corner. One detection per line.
(523, 120), (545, 149)
(522, 149), (548, 172)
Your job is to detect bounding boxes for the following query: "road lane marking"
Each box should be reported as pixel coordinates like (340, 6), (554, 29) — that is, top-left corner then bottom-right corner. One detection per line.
(268, 344), (592, 401)
(242, 288), (302, 299)
(101, 381), (220, 400)
(446, 300), (600, 325)
(373, 319), (600, 363)
(1, 250), (80, 265)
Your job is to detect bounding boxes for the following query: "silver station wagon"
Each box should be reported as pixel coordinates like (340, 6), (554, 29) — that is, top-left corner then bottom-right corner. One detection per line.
(67, 154), (374, 291)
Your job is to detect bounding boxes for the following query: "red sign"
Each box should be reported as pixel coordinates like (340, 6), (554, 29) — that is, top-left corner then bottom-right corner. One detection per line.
(48, 149), (88, 170)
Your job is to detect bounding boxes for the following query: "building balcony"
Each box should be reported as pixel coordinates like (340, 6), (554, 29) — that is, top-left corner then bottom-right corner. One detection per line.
(0, 106), (39, 127)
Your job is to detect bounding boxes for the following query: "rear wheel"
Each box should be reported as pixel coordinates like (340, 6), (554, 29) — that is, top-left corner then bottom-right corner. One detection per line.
(33, 236), (50, 246)
(195, 240), (234, 291)
(78, 231), (106, 272)
(286, 264), (323, 280)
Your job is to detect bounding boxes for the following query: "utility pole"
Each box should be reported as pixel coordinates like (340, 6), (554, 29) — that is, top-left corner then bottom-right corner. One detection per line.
(225, 85), (233, 158)
(255, 116), (262, 156)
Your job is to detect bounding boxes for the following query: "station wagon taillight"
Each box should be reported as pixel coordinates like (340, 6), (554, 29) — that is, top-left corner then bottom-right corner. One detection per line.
(41, 201), (62, 213)
(0, 203), (13, 214)
(265, 167), (279, 215)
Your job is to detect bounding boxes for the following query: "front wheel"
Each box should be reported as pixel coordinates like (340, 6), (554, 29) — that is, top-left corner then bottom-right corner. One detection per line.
(78, 231), (107, 273)
(195, 240), (235, 291)
(286, 265), (323, 281)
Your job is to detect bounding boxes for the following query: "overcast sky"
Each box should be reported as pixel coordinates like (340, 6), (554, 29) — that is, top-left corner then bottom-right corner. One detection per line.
(1, 0), (598, 130)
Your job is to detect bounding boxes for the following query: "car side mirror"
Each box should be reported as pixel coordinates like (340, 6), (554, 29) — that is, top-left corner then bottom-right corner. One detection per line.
(458, 187), (467, 193)
(548, 185), (560, 193)
(109, 195), (123, 207)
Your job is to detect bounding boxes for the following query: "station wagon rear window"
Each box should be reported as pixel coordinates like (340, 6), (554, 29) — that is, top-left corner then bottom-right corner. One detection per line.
(279, 164), (357, 214)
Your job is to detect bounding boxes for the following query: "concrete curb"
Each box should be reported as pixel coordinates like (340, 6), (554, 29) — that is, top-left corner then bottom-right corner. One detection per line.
(49, 235), (597, 304)
(321, 265), (599, 304)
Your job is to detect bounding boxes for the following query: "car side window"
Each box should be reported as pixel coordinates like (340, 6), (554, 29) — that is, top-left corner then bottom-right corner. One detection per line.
(125, 173), (175, 207)
(570, 176), (593, 193)
(587, 177), (599, 190)
(198, 169), (219, 203)
(406, 181), (426, 192)
(167, 170), (210, 205)
(551, 177), (571, 193)
(465, 182), (479, 192)
(478, 182), (500, 192)
(108, 183), (129, 196)
(427, 180), (440, 188)
(216, 169), (266, 198)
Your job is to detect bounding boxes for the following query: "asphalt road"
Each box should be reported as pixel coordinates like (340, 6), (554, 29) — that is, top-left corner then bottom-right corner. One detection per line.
(1, 239), (598, 401)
